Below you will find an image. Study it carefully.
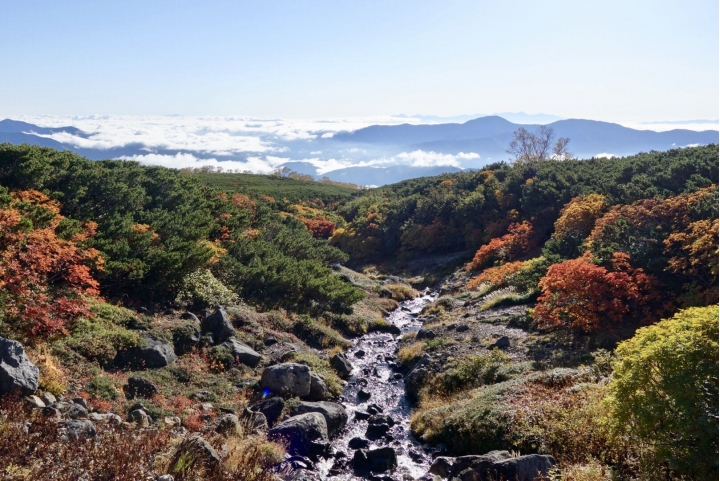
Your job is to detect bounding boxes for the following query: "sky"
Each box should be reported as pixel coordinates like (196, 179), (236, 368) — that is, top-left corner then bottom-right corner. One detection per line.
(1, 0), (718, 122)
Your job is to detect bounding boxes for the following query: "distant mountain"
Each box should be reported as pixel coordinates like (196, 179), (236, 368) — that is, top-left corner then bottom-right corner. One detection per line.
(0, 119), (89, 138)
(334, 117), (718, 160)
(320, 165), (462, 186)
(278, 161), (320, 177)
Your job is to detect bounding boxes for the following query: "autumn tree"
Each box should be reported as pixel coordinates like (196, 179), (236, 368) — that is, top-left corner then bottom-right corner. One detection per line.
(300, 216), (337, 239)
(468, 221), (535, 270)
(0, 189), (102, 339)
(507, 126), (572, 163)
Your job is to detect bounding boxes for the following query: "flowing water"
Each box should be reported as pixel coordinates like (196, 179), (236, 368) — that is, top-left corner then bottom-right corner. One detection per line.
(317, 289), (438, 480)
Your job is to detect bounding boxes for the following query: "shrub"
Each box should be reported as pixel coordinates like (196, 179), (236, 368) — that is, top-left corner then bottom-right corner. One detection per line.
(604, 306), (719, 480)
(397, 342), (426, 366)
(87, 374), (119, 401)
(425, 350), (511, 397)
(176, 269), (239, 309)
(63, 310), (142, 366)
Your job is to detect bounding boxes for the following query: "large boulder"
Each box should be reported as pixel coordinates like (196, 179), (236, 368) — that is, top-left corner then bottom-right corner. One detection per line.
(307, 372), (329, 401)
(429, 451), (556, 481)
(125, 377), (159, 399)
(174, 434), (221, 471)
(115, 336), (177, 369)
(260, 363), (311, 398)
(0, 338), (39, 395)
(330, 352), (353, 379)
(220, 338), (262, 368)
(202, 307), (235, 344)
(268, 412), (329, 456)
(352, 447), (397, 473)
(290, 401), (347, 438)
(404, 354), (431, 400)
(62, 419), (97, 440)
(251, 397), (285, 427)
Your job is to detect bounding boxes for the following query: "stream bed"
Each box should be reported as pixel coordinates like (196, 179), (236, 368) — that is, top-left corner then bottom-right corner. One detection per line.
(317, 289), (438, 480)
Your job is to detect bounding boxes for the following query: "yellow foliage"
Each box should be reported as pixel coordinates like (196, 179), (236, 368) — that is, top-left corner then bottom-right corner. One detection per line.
(553, 194), (607, 239)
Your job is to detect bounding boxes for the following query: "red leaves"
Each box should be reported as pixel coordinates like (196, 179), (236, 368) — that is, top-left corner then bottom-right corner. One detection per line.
(300, 216), (337, 239)
(0, 191), (101, 339)
(468, 221), (535, 270)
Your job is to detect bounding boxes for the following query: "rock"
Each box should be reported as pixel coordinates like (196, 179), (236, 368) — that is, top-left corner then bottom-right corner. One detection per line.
(357, 389), (371, 400)
(128, 409), (151, 427)
(72, 397), (88, 409)
(455, 324), (469, 332)
(180, 311), (199, 322)
(434, 450), (556, 481)
(488, 454), (557, 481)
(176, 434), (221, 470)
(405, 354), (431, 401)
(429, 456), (454, 477)
(202, 307), (235, 344)
(157, 476), (175, 481)
(379, 287), (394, 298)
(41, 392), (57, 405)
(365, 414), (394, 439)
(115, 336), (177, 369)
(63, 419), (96, 440)
(366, 403), (383, 414)
(352, 447), (398, 473)
(89, 412), (122, 425)
(268, 412), (329, 456)
(250, 396), (285, 426)
(192, 390), (212, 402)
(215, 413), (240, 435)
(0, 338), (39, 395)
(221, 338), (262, 367)
(416, 329), (436, 340)
(66, 403), (89, 420)
(126, 377), (159, 399)
(330, 353), (353, 379)
(173, 323), (200, 355)
(25, 395), (46, 408)
(264, 336), (278, 346)
(354, 349), (366, 358)
(307, 372), (329, 401)
(290, 401), (348, 438)
(260, 363), (311, 398)
(41, 406), (61, 420)
(491, 336), (511, 349)
(348, 437), (370, 449)
(241, 407), (268, 432)
(354, 410), (371, 421)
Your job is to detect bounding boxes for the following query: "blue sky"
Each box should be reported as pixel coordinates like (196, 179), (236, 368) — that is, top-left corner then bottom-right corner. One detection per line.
(1, 0), (717, 121)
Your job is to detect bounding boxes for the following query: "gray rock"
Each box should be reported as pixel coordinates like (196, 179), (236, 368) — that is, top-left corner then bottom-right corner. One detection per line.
(126, 377), (159, 399)
(220, 338), (262, 367)
(72, 397), (88, 409)
(348, 437), (369, 449)
(330, 352), (353, 379)
(157, 476), (175, 481)
(41, 392), (57, 405)
(181, 311), (199, 322)
(455, 324), (470, 332)
(352, 447), (397, 473)
(416, 328), (436, 340)
(290, 401), (347, 438)
(215, 413), (240, 435)
(25, 395), (46, 408)
(64, 419), (97, 440)
(268, 412), (329, 456)
(491, 336), (511, 349)
(66, 403), (89, 420)
(250, 396), (285, 426)
(176, 434), (221, 470)
(241, 407), (268, 432)
(488, 454), (557, 481)
(0, 338), (39, 395)
(115, 336), (177, 369)
(429, 456), (454, 477)
(202, 307), (235, 344)
(128, 409), (151, 427)
(307, 371), (328, 401)
(435, 450), (556, 481)
(89, 412), (122, 425)
(260, 363), (311, 398)
(405, 354), (431, 401)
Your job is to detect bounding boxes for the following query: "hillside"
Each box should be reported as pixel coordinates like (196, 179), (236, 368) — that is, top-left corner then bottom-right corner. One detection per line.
(0, 143), (717, 480)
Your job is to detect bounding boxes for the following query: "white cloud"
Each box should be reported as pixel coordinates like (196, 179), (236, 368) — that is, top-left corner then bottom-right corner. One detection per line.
(118, 152), (276, 174)
(392, 150), (479, 168)
(594, 152), (617, 159)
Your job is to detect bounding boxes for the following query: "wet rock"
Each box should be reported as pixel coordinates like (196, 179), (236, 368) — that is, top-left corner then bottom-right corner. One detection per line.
(201, 307), (235, 344)
(0, 338), (39, 395)
(365, 414), (395, 439)
(329, 352), (353, 379)
(491, 336), (511, 349)
(357, 389), (371, 400)
(215, 413), (240, 435)
(366, 403), (383, 415)
(348, 437), (370, 449)
(416, 329), (436, 340)
(115, 336), (177, 369)
(409, 449), (424, 463)
(126, 377), (159, 399)
(173, 322), (200, 355)
(221, 338), (262, 367)
(355, 410), (371, 421)
(251, 396), (284, 426)
(287, 454), (315, 470)
(307, 372), (329, 401)
(268, 412), (329, 456)
(260, 363), (311, 398)
(354, 349), (366, 358)
(405, 354), (432, 400)
(352, 447), (398, 473)
(392, 372), (403, 380)
(290, 401), (348, 438)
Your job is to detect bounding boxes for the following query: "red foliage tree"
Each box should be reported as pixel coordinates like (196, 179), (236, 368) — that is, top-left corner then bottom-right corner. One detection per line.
(0, 190), (102, 338)
(468, 221), (534, 270)
(300, 216), (336, 239)
(532, 252), (663, 332)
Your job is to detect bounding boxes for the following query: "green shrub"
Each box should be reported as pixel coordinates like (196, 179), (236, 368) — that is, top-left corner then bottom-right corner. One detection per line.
(292, 315), (350, 349)
(176, 269), (239, 309)
(604, 306), (719, 480)
(425, 350), (511, 397)
(87, 374), (119, 401)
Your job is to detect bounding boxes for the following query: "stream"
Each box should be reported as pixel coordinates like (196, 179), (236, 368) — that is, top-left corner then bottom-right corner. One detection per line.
(317, 289), (438, 480)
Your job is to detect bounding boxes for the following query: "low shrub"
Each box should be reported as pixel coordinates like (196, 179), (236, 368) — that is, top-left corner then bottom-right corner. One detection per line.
(292, 315), (350, 349)
(87, 374), (120, 401)
(176, 269), (239, 309)
(424, 350), (511, 397)
(397, 342), (426, 367)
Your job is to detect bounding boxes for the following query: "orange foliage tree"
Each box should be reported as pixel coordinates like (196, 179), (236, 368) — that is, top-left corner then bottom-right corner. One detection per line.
(468, 221), (534, 270)
(0, 189), (102, 338)
(467, 260), (528, 290)
(300, 216), (337, 239)
(553, 194), (607, 239)
(532, 252), (661, 332)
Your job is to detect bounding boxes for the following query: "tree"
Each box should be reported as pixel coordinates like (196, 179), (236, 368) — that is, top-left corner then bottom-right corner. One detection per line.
(604, 306), (718, 480)
(507, 126), (571, 163)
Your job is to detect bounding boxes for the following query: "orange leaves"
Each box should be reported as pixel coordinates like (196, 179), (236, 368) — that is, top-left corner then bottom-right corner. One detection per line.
(300, 216), (337, 239)
(532, 253), (660, 332)
(0, 191), (101, 339)
(467, 260), (527, 290)
(231, 193), (256, 212)
(468, 221), (534, 271)
(553, 194), (607, 239)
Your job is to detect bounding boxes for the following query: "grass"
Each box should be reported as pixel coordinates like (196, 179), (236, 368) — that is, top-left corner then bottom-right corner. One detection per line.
(397, 341), (426, 366)
(383, 283), (418, 301)
(478, 287), (535, 311)
(193, 172), (361, 204)
(424, 350), (511, 398)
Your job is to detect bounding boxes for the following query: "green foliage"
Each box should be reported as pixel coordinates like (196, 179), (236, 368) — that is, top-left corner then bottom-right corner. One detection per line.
(175, 269), (239, 308)
(87, 374), (119, 401)
(604, 306), (719, 480)
(292, 315), (350, 349)
(426, 349), (511, 397)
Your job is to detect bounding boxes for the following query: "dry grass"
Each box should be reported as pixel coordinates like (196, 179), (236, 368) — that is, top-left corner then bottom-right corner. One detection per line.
(397, 341), (426, 366)
(384, 283), (418, 301)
